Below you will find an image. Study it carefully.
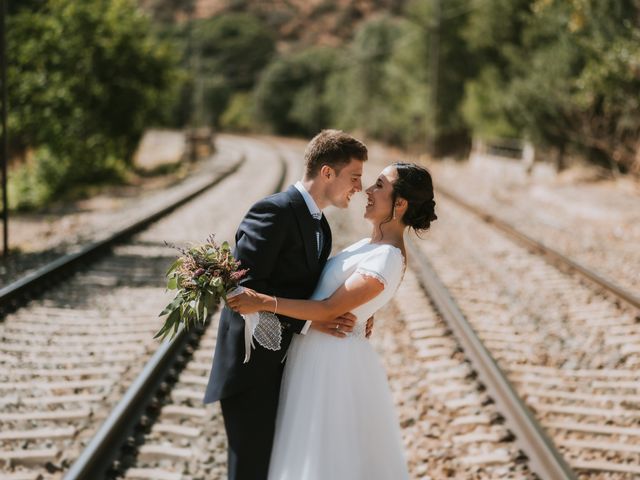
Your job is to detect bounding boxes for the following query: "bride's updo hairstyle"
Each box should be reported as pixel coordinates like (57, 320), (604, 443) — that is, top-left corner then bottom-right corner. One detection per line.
(391, 162), (437, 232)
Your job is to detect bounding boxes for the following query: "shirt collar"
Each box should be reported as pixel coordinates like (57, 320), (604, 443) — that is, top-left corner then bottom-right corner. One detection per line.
(294, 181), (322, 219)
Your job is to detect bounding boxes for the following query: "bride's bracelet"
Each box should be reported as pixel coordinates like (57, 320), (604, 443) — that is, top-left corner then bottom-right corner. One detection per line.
(272, 295), (278, 315)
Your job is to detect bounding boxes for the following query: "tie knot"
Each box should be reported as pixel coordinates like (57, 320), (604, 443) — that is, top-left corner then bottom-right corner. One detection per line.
(312, 213), (322, 221)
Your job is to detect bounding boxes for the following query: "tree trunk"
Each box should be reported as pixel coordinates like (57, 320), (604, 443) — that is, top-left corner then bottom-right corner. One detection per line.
(555, 143), (566, 172)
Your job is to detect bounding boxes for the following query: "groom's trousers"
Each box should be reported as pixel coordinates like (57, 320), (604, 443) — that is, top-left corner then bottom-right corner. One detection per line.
(220, 368), (283, 480)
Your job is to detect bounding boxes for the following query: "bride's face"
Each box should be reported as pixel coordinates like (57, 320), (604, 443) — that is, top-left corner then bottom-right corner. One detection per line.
(364, 166), (398, 222)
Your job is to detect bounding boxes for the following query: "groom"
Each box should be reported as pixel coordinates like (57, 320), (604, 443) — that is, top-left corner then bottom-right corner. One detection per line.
(204, 130), (369, 480)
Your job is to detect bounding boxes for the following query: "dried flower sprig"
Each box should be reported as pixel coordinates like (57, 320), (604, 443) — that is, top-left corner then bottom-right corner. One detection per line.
(155, 235), (248, 341)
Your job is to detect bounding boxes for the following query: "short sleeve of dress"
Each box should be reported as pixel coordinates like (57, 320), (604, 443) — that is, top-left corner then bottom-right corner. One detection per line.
(355, 245), (405, 290)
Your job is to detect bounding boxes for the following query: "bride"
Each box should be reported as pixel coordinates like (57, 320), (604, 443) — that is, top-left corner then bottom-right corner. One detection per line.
(227, 162), (437, 479)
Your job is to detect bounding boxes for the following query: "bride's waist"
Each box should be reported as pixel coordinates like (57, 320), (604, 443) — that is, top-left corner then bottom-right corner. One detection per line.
(305, 324), (368, 342)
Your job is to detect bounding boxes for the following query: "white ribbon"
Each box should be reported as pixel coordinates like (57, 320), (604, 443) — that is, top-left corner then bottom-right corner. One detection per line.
(227, 286), (282, 363)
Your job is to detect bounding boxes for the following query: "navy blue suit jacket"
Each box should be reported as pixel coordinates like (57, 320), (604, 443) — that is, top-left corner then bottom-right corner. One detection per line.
(204, 185), (332, 403)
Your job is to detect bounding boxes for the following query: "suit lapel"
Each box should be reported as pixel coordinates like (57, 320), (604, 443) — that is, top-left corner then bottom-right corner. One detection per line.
(320, 214), (332, 263)
(287, 186), (320, 270)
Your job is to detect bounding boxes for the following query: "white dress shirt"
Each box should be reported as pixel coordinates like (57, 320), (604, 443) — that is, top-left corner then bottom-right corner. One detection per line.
(293, 181), (322, 334)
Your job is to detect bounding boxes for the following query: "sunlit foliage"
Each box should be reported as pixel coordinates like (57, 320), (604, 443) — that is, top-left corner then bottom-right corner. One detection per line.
(8, 0), (181, 208)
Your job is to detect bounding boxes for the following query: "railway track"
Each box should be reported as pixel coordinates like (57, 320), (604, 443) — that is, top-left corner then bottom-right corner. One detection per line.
(93, 141), (640, 479)
(0, 136), (287, 480)
(429, 161), (639, 296)
(55, 138), (299, 480)
(415, 191), (640, 479)
(2, 135), (636, 479)
(0, 145), (244, 314)
(110, 139), (541, 480)
(435, 186), (640, 310)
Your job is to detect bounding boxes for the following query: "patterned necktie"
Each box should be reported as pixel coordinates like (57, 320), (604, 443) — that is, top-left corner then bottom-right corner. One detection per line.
(313, 214), (323, 258)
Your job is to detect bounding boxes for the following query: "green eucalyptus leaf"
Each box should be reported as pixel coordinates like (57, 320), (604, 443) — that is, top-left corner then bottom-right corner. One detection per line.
(153, 321), (170, 339)
(197, 298), (205, 321)
(159, 295), (181, 316)
(166, 258), (182, 275)
(155, 307), (180, 340)
(204, 290), (217, 310)
(171, 312), (180, 338)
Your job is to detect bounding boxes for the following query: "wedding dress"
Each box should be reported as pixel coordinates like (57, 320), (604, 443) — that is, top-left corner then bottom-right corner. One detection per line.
(268, 238), (410, 480)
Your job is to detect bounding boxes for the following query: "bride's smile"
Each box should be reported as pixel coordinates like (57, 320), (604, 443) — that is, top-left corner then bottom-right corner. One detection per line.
(364, 165), (398, 221)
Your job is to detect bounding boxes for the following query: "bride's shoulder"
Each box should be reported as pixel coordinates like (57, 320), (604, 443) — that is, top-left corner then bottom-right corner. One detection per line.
(372, 243), (405, 266)
(353, 242), (405, 289)
(366, 243), (406, 279)
(341, 237), (371, 252)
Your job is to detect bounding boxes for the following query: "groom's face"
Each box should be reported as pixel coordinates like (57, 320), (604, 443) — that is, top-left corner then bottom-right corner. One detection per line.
(325, 158), (364, 209)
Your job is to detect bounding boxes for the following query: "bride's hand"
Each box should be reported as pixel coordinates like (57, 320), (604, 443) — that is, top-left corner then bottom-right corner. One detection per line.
(226, 288), (270, 314)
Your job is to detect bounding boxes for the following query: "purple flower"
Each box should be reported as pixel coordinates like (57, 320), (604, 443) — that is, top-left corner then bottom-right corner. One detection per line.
(230, 269), (249, 282)
(193, 268), (205, 278)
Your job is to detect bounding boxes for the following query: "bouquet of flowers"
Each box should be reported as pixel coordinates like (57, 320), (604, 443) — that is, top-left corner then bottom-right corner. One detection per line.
(155, 235), (248, 341)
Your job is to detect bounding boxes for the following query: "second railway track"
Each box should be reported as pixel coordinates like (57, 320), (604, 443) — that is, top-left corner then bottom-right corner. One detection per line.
(0, 135), (289, 480)
(415, 190), (640, 479)
(110, 138), (544, 480)
(2, 135), (637, 480)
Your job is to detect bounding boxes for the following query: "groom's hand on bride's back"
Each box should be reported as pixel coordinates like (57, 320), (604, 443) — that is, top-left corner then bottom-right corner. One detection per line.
(311, 312), (356, 338)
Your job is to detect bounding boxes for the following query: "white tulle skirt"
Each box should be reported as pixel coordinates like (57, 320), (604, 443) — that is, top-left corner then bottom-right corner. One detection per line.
(267, 330), (409, 480)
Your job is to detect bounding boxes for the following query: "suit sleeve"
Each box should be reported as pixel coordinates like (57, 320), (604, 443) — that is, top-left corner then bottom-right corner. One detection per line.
(234, 199), (308, 334)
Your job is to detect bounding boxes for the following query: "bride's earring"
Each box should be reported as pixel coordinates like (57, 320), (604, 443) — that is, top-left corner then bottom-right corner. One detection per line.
(392, 205), (396, 220)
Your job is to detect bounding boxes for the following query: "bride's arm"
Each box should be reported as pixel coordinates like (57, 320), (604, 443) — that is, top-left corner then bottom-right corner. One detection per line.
(226, 273), (384, 324)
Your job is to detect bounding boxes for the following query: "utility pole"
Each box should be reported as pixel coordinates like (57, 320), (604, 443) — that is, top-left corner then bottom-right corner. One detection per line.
(429, 0), (441, 156)
(1, 0), (8, 257)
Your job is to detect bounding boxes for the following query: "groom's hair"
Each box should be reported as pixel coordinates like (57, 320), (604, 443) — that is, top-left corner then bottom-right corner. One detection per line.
(304, 130), (368, 178)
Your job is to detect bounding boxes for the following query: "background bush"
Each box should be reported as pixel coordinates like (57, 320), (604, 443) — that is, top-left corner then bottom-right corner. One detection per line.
(8, 0), (182, 208)
(8, 0), (640, 205)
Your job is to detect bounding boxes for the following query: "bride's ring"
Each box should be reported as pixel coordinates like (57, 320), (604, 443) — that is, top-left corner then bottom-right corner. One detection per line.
(335, 325), (340, 332)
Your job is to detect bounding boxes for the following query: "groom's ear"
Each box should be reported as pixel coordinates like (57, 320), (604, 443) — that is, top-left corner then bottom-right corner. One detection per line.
(319, 164), (333, 180)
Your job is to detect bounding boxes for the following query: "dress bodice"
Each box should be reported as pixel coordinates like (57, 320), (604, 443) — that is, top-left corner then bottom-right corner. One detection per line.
(309, 238), (405, 338)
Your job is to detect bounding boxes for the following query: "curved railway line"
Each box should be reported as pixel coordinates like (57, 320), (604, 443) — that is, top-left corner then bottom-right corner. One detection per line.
(435, 186), (640, 310)
(0, 136), (285, 480)
(0, 135), (637, 479)
(415, 187), (640, 479)
(429, 162), (639, 297)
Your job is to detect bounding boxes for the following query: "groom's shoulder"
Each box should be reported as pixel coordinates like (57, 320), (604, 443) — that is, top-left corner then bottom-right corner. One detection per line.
(249, 188), (295, 212)
(240, 191), (295, 224)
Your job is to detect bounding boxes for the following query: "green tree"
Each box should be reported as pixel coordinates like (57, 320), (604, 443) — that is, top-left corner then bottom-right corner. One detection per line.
(325, 15), (416, 144)
(190, 13), (276, 127)
(8, 0), (181, 207)
(254, 47), (340, 136)
(406, 0), (476, 154)
(462, 0), (640, 173)
(461, 0), (532, 139)
(142, 0), (195, 23)
(194, 13), (275, 91)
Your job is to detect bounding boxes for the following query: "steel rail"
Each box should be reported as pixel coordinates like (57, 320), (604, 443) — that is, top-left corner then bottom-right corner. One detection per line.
(436, 186), (640, 310)
(407, 237), (577, 480)
(63, 322), (202, 480)
(0, 154), (245, 315)
(64, 147), (288, 480)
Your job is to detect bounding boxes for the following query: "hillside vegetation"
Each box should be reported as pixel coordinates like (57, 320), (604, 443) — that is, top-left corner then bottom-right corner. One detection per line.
(7, 0), (639, 212)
